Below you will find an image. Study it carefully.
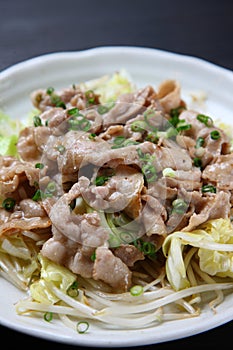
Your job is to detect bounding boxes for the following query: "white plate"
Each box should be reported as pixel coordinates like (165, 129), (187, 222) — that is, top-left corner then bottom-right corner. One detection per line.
(0, 46), (233, 348)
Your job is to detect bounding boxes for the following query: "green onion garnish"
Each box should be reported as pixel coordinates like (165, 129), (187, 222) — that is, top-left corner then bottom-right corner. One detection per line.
(169, 106), (186, 127)
(94, 175), (111, 186)
(66, 281), (79, 297)
(67, 107), (80, 116)
(141, 163), (157, 183)
(76, 321), (89, 334)
(176, 123), (192, 132)
(56, 100), (66, 109)
(88, 133), (96, 140)
(46, 182), (56, 193)
(85, 90), (95, 105)
(195, 137), (205, 148)
(210, 130), (220, 140)
(90, 251), (96, 261)
(162, 167), (176, 178)
(196, 114), (213, 127)
(35, 163), (44, 169)
(46, 87), (54, 95)
(111, 136), (139, 149)
(2, 197), (15, 211)
(202, 185), (216, 193)
(32, 189), (43, 201)
(33, 115), (42, 127)
(44, 312), (53, 322)
(68, 116), (91, 132)
(172, 198), (188, 214)
(141, 241), (156, 256)
(131, 120), (147, 132)
(133, 239), (156, 257)
(48, 90), (66, 109)
(193, 157), (202, 168)
(130, 285), (144, 297)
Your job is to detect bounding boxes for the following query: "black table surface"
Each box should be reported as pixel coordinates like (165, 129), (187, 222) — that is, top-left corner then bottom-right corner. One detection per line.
(0, 0), (233, 349)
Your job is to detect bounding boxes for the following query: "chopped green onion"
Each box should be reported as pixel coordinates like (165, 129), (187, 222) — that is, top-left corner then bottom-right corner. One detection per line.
(195, 137), (205, 148)
(172, 198), (188, 214)
(210, 130), (221, 140)
(33, 115), (42, 127)
(35, 163), (44, 169)
(130, 285), (144, 297)
(113, 136), (125, 145)
(162, 126), (178, 139)
(49, 92), (66, 109)
(76, 321), (89, 334)
(202, 184), (216, 193)
(162, 167), (176, 177)
(85, 90), (95, 105)
(176, 122), (192, 132)
(2, 197), (15, 211)
(131, 120), (147, 132)
(133, 239), (156, 257)
(44, 312), (53, 322)
(88, 133), (96, 140)
(32, 189), (43, 201)
(46, 87), (54, 95)
(193, 157), (202, 168)
(66, 281), (79, 297)
(68, 116), (91, 132)
(46, 182), (56, 193)
(111, 136), (139, 149)
(169, 106), (186, 127)
(94, 175), (111, 186)
(90, 251), (96, 261)
(141, 241), (156, 256)
(67, 107), (80, 116)
(196, 114), (213, 127)
(142, 163), (157, 183)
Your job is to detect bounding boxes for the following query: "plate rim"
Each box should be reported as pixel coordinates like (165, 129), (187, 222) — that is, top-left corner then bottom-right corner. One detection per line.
(0, 45), (232, 79)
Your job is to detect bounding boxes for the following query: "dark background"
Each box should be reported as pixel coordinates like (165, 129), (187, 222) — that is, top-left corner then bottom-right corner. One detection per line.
(0, 0), (233, 349)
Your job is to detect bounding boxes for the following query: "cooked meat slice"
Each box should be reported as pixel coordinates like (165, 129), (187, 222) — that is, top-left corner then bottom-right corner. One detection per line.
(102, 86), (151, 127)
(48, 180), (109, 246)
(113, 244), (145, 266)
(202, 154), (233, 190)
(80, 165), (144, 215)
(141, 194), (167, 235)
(164, 168), (202, 191)
(0, 156), (39, 199)
(157, 80), (181, 112)
(19, 199), (47, 218)
(93, 246), (132, 292)
(17, 127), (42, 162)
(181, 191), (231, 231)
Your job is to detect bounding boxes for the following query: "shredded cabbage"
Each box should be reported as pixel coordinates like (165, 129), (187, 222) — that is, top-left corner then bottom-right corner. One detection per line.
(79, 69), (136, 104)
(162, 218), (233, 291)
(29, 254), (77, 304)
(0, 111), (23, 156)
(0, 235), (41, 290)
